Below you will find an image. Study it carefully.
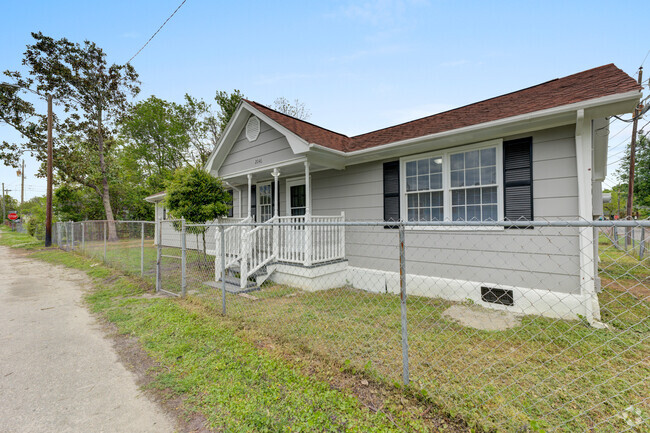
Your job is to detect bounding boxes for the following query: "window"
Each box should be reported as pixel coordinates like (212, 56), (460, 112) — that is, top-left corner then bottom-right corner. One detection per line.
(400, 140), (502, 223)
(405, 156), (443, 221)
(226, 189), (233, 218)
(449, 147), (498, 221)
(290, 184), (306, 216)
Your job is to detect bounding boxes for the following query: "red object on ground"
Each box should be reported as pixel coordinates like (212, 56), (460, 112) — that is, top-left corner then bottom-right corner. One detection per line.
(8, 213), (18, 220)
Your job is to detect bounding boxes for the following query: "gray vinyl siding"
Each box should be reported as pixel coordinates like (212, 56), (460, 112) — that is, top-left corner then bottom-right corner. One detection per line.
(217, 123), (582, 295)
(310, 124), (581, 294)
(219, 118), (296, 177)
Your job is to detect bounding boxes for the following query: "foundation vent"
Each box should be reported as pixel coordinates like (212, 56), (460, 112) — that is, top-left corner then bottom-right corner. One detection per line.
(481, 286), (514, 306)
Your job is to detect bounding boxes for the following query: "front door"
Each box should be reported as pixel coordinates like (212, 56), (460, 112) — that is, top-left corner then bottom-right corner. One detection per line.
(285, 179), (307, 260)
(256, 182), (273, 223)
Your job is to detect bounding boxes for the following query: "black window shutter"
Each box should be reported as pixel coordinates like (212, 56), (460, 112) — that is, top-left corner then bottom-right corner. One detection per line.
(250, 185), (257, 221)
(227, 189), (234, 218)
(503, 137), (533, 223)
(383, 161), (400, 228)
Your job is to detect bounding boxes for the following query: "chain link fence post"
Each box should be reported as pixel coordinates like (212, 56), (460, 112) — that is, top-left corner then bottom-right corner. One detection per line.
(81, 221), (85, 252)
(399, 222), (409, 386)
(640, 226), (646, 259)
(156, 221), (162, 293)
(140, 221), (145, 277)
(220, 224), (226, 315)
(103, 221), (107, 262)
(181, 218), (187, 297)
(69, 221), (74, 251)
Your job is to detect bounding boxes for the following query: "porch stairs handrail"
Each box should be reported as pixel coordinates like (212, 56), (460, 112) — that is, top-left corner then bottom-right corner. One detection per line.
(240, 216), (279, 288)
(215, 216), (251, 281)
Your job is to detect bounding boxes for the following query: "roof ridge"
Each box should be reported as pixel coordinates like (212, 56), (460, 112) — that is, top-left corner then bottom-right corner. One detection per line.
(244, 99), (351, 140)
(351, 64), (619, 140)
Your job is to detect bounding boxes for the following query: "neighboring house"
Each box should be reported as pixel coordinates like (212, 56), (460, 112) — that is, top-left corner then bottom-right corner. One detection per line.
(147, 64), (642, 324)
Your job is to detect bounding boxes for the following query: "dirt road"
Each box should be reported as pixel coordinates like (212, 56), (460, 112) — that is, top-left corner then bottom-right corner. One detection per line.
(0, 246), (176, 433)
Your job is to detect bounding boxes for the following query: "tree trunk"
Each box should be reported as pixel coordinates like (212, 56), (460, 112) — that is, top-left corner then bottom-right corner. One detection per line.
(97, 112), (118, 241)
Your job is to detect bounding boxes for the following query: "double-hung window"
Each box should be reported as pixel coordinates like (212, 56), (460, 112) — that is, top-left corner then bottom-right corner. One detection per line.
(401, 140), (503, 223)
(405, 156), (444, 221)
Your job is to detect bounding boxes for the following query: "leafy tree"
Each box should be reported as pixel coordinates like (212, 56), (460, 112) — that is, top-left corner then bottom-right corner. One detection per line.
(616, 134), (650, 214)
(0, 84), (46, 164)
(603, 187), (627, 219)
(180, 94), (219, 167)
(120, 95), (190, 191)
(2, 32), (140, 240)
(272, 97), (311, 120)
(165, 167), (231, 263)
(214, 89), (245, 135)
(120, 94), (217, 183)
(53, 184), (105, 222)
(19, 195), (47, 237)
(1, 193), (19, 222)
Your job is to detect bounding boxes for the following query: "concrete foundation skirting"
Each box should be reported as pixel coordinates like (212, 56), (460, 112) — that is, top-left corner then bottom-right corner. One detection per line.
(270, 261), (349, 291)
(345, 266), (589, 320)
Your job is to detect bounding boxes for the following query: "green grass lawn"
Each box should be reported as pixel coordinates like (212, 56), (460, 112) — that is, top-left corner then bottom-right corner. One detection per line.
(3, 227), (648, 432)
(0, 229), (450, 432)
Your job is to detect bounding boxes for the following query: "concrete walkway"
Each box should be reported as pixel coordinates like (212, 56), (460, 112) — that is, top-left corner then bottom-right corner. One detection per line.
(0, 245), (176, 433)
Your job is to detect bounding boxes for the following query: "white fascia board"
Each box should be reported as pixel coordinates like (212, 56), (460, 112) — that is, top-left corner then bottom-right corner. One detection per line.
(242, 102), (311, 154)
(204, 101), (247, 174)
(302, 91), (641, 167)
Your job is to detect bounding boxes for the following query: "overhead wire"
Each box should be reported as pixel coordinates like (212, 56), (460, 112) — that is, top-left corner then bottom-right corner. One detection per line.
(127, 0), (188, 64)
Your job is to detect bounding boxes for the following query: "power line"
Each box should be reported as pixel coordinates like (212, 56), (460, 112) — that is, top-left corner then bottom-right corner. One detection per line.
(127, 0), (188, 64)
(641, 48), (650, 68)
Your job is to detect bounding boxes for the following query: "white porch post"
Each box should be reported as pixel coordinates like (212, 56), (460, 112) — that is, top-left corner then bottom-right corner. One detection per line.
(575, 109), (601, 325)
(272, 169), (280, 217)
(247, 174), (252, 219)
(272, 168), (280, 259)
(304, 161), (312, 266)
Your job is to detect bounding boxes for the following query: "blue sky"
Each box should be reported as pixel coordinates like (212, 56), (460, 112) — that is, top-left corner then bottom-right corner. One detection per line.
(0, 0), (647, 201)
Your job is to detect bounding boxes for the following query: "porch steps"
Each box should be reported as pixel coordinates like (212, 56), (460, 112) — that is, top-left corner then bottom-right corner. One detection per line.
(204, 276), (260, 294)
(205, 262), (277, 294)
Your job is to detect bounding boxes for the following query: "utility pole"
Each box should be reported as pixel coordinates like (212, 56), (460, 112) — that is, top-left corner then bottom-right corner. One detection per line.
(625, 67), (643, 249)
(45, 95), (53, 247)
(1, 183), (5, 223)
(20, 159), (25, 205)
(626, 67), (644, 218)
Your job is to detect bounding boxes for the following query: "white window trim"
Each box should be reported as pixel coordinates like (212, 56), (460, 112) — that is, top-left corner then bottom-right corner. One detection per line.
(399, 138), (504, 230)
(285, 177), (311, 216)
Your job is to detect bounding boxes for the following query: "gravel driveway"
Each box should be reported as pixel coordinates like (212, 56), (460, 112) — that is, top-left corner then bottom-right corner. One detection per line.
(0, 245), (176, 433)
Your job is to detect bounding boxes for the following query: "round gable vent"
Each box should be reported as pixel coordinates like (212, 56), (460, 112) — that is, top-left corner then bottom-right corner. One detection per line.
(246, 116), (260, 142)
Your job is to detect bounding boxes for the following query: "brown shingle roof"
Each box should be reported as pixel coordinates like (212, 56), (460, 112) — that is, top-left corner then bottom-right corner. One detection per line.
(245, 64), (640, 153)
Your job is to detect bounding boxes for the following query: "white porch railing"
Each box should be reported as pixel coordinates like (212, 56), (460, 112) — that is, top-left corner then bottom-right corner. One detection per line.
(214, 217), (250, 280)
(277, 212), (345, 265)
(240, 216), (278, 288)
(217, 212), (346, 288)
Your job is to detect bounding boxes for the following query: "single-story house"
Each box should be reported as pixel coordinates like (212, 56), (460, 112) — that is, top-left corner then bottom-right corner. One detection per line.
(146, 64), (641, 324)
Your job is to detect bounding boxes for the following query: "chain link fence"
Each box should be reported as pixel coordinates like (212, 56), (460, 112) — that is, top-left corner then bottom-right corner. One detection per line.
(52, 218), (649, 432)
